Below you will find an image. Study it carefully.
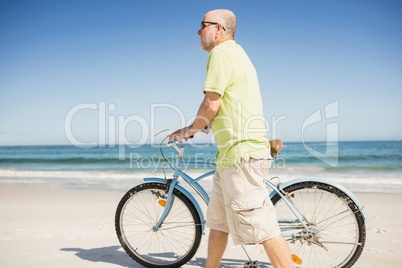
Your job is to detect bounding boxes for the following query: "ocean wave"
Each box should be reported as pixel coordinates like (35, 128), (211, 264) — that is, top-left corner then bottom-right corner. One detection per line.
(0, 156), (214, 165)
(0, 157), (161, 164)
(0, 169), (144, 180)
(283, 154), (402, 162)
(324, 165), (401, 172)
(0, 168), (213, 181)
(1, 168), (401, 193)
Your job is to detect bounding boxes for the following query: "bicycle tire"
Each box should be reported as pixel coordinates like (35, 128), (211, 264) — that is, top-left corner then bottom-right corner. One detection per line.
(271, 181), (366, 268)
(115, 182), (202, 268)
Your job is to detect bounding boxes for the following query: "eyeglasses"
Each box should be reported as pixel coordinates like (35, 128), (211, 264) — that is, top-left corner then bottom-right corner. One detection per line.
(200, 21), (226, 31)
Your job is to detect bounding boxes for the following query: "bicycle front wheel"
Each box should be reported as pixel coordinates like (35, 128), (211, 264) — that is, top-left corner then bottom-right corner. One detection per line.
(271, 181), (366, 268)
(115, 182), (202, 268)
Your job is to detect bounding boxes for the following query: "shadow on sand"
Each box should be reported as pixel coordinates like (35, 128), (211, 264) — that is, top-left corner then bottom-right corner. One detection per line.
(61, 245), (272, 267)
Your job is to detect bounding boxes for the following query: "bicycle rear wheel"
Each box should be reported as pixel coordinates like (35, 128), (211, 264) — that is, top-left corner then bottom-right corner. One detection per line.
(115, 182), (202, 268)
(271, 181), (366, 268)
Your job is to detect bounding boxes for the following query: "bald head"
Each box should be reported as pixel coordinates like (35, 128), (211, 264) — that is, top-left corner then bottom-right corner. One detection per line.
(206, 9), (236, 38)
(198, 9), (237, 52)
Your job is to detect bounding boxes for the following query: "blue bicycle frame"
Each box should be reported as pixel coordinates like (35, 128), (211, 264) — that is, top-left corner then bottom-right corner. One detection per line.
(145, 157), (214, 234)
(145, 144), (368, 237)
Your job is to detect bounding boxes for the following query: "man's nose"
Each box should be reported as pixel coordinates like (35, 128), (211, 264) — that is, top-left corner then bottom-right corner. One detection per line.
(197, 29), (201, 35)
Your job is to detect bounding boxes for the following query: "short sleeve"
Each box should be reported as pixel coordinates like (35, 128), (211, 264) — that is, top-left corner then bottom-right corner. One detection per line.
(203, 48), (234, 97)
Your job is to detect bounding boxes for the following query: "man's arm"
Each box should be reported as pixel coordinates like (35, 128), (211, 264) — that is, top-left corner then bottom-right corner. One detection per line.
(168, 91), (221, 143)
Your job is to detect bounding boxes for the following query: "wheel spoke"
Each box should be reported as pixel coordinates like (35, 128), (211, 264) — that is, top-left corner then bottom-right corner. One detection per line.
(115, 183), (201, 267)
(272, 182), (366, 268)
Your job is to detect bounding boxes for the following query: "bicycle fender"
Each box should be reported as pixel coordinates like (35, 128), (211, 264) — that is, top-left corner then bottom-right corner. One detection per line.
(270, 177), (368, 222)
(143, 178), (206, 234)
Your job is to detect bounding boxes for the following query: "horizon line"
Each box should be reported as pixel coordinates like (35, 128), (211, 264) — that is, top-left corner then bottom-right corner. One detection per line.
(0, 139), (401, 147)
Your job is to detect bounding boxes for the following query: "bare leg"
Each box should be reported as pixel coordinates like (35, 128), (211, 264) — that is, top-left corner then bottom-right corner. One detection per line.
(263, 235), (293, 268)
(204, 229), (229, 268)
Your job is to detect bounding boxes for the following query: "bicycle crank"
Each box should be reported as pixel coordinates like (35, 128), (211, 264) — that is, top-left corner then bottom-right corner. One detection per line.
(244, 260), (258, 268)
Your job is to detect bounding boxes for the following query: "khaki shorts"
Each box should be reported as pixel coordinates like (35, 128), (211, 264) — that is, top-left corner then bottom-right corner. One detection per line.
(206, 158), (281, 245)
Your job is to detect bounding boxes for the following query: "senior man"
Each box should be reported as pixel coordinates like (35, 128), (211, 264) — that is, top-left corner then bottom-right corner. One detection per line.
(169, 9), (293, 268)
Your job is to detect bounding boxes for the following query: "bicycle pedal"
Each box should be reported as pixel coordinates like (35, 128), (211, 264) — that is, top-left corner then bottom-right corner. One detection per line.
(244, 260), (258, 268)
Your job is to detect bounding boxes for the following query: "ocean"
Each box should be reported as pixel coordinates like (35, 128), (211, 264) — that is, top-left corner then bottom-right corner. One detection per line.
(0, 141), (401, 193)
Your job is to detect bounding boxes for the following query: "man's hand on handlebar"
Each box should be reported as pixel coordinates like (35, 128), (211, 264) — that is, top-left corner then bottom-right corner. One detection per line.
(168, 126), (197, 144)
(169, 123), (212, 144)
(201, 123), (212, 134)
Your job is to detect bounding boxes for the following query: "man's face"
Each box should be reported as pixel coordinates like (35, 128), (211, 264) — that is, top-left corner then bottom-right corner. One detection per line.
(197, 14), (217, 52)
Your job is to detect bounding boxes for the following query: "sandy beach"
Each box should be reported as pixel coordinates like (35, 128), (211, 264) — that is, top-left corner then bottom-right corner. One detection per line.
(0, 185), (401, 268)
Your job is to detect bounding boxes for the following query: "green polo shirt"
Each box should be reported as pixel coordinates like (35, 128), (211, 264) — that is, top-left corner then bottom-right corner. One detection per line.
(203, 40), (270, 170)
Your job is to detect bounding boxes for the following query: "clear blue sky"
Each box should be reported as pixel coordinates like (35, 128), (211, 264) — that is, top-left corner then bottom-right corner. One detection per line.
(0, 0), (401, 145)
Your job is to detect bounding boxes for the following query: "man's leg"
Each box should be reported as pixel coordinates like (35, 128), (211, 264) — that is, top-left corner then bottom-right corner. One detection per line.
(204, 229), (229, 268)
(263, 234), (293, 268)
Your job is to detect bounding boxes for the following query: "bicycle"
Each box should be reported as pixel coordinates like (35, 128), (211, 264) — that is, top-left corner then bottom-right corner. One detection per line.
(115, 137), (367, 268)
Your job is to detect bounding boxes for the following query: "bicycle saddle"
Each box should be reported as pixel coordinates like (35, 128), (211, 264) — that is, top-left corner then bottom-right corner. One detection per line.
(269, 139), (283, 158)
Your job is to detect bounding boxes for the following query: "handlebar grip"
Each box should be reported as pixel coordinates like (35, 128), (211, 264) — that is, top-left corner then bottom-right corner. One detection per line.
(167, 135), (194, 146)
(167, 138), (178, 147)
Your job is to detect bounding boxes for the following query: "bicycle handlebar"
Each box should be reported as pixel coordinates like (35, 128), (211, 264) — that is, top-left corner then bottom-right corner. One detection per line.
(167, 135), (194, 147)
(167, 138), (178, 147)
(166, 137), (184, 160)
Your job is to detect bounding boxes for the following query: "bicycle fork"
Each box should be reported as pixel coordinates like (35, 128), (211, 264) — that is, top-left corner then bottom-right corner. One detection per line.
(152, 178), (178, 231)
